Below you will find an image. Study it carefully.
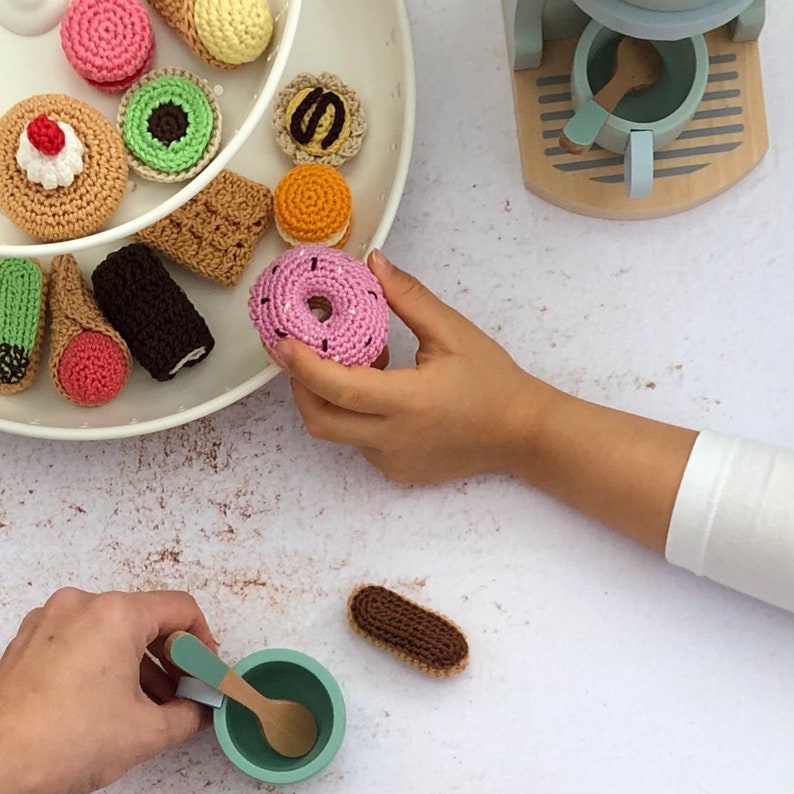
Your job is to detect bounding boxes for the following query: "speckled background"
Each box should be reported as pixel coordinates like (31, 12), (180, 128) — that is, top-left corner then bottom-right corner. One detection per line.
(1, 1), (793, 792)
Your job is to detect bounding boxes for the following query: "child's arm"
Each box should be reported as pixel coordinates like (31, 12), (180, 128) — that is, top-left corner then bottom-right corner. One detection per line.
(274, 250), (696, 552)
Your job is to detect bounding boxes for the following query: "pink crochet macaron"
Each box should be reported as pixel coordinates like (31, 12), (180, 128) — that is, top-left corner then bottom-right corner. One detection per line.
(248, 244), (389, 368)
(60, 0), (155, 94)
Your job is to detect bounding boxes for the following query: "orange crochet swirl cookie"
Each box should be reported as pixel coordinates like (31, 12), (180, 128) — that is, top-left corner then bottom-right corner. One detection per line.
(0, 95), (128, 242)
(348, 584), (470, 678)
(274, 163), (352, 248)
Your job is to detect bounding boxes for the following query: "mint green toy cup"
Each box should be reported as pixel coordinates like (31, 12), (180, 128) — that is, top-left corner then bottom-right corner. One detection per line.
(178, 648), (346, 785)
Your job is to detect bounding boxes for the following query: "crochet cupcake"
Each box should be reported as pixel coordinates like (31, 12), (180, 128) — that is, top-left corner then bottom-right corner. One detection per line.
(60, 0), (155, 94)
(0, 257), (48, 395)
(48, 254), (131, 406)
(273, 73), (366, 167)
(0, 95), (128, 241)
(134, 169), (273, 286)
(274, 164), (352, 248)
(148, 0), (273, 69)
(117, 68), (222, 182)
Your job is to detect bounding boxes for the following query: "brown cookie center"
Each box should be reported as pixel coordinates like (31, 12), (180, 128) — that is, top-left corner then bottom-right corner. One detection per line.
(147, 102), (189, 146)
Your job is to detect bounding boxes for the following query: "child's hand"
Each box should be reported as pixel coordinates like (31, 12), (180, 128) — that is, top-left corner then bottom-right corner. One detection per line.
(0, 588), (217, 793)
(275, 250), (555, 485)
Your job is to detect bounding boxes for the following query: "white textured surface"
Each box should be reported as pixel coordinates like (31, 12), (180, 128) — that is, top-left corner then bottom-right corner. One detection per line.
(1, 1), (793, 793)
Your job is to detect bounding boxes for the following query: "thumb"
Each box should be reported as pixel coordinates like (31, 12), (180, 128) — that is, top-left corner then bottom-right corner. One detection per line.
(152, 698), (211, 751)
(367, 249), (463, 349)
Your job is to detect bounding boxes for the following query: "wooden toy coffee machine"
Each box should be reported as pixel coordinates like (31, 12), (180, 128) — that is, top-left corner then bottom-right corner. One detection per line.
(502, 0), (767, 218)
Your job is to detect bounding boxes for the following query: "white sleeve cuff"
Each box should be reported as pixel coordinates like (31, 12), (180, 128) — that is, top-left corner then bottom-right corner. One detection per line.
(666, 430), (794, 612)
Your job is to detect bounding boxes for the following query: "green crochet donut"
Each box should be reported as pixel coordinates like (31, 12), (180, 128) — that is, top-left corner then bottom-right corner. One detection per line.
(0, 258), (45, 392)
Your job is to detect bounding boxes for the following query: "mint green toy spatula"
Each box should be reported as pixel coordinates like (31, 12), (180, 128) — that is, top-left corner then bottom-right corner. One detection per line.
(165, 631), (317, 758)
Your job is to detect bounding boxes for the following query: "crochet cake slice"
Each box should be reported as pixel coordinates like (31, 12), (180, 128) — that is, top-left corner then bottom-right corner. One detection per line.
(0, 258), (47, 395)
(134, 169), (273, 286)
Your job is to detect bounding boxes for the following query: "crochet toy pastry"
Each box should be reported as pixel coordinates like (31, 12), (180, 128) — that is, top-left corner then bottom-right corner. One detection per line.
(347, 585), (470, 678)
(91, 243), (214, 381)
(248, 244), (389, 368)
(147, 0), (273, 69)
(0, 257), (48, 395)
(0, 95), (128, 241)
(48, 254), (132, 406)
(134, 169), (273, 286)
(60, 0), (155, 94)
(273, 72), (366, 167)
(117, 67), (222, 182)
(274, 163), (352, 247)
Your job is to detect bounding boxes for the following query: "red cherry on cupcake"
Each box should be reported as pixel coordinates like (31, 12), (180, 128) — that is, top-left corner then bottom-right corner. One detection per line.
(26, 114), (65, 156)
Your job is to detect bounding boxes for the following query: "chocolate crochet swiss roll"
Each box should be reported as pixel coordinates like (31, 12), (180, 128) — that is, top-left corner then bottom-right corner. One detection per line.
(347, 584), (470, 677)
(91, 243), (214, 381)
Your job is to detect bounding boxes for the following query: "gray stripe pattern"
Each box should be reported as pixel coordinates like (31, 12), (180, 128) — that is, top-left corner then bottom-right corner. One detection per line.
(535, 50), (744, 184)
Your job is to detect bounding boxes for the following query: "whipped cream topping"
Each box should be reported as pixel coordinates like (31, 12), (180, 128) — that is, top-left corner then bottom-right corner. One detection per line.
(16, 118), (84, 189)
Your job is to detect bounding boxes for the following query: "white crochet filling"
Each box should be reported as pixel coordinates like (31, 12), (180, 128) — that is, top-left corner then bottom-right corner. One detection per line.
(276, 215), (351, 248)
(16, 121), (84, 190)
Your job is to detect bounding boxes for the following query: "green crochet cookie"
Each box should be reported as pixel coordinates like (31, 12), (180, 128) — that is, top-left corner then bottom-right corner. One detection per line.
(0, 258), (48, 394)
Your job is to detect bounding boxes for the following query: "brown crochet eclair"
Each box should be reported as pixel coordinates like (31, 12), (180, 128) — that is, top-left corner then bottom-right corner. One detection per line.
(347, 584), (469, 678)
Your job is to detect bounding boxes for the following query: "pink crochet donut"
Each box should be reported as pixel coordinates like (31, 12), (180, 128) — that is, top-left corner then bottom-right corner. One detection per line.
(60, 0), (155, 94)
(248, 244), (389, 368)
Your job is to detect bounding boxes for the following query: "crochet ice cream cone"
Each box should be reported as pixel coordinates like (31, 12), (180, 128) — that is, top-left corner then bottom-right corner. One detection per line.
(148, 0), (273, 70)
(48, 254), (132, 406)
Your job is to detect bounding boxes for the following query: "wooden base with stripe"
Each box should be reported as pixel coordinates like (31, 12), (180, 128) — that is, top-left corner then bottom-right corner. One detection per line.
(509, 25), (768, 220)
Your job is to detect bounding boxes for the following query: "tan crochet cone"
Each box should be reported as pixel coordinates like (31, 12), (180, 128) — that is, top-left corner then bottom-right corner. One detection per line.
(0, 95), (128, 242)
(347, 584), (470, 678)
(134, 169), (273, 286)
(0, 258), (47, 395)
(48, 254), (132, 404)
(148, 0), (236, 70)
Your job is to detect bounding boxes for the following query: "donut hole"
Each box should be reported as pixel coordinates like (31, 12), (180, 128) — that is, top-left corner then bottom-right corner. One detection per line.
(308, 295), (332, 323)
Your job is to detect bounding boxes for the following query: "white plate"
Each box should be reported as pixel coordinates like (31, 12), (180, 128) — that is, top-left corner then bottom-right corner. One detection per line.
(0, 0), (302, 257)
(0, 0), (416, 439)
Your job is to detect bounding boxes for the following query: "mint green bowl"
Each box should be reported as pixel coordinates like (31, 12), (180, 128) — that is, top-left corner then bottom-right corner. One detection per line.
(214, 648), (346, 785)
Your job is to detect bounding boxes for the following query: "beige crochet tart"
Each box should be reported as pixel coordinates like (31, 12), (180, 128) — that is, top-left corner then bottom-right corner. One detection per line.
(116, 67), (222, 183)
(48, 254), (132, 404)
(273, 72), (367, 167)
(347, 584), (470, 678)
(134, 169), (273, 286)
(0, 95), (128, 242)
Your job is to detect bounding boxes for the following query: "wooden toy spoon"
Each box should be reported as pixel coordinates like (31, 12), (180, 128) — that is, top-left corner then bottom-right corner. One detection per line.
(560, 36), (664, 155)
(165, 631), (318, 758)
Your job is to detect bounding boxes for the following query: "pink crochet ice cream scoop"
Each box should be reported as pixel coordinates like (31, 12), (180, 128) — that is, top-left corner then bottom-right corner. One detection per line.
(60, 0), (155, 94)
(248, 244), (389, 368)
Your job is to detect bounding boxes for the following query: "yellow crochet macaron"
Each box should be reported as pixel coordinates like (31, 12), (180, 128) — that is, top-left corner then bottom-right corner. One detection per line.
(273, 163), (352, 247)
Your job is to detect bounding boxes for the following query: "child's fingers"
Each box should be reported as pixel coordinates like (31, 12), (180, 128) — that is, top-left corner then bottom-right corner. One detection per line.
(291, 380), (386, 446)
(277, 339), (412, 414)
(367, 250), (464, 350)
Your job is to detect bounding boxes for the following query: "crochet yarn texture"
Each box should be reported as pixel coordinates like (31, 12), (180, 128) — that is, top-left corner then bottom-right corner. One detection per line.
(48, 254), (131, 406)
(0, 94), (128, 241)
(274, 163), (352, 247)
(273, 72), (366, 166)
(60, 0), (155, 93)
(147, 0), (272, 69)
(347, 585), (470, 678)
(135, 169), (273, 286)
(117, 68), (222, 182)
(91, 243), (214, 381)
(248, 243), (389, 368)
(0, 257), (47, 395)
